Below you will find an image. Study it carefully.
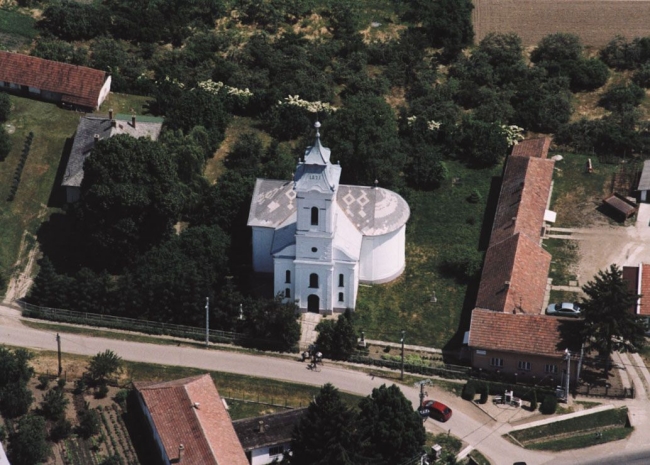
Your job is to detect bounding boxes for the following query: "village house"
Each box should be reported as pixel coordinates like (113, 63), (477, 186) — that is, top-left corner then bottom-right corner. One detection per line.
(247, 123), (410, 314)
(62, 111), (163, 203)
(467, 138), (583, 382)
(134, 374), (249, 465)
(233, 408), (306, 465)
(0, 51), (111, 111)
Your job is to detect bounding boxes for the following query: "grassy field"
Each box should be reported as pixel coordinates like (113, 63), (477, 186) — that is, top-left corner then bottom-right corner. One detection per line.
(508, 407), (631, 450)
(355, 160), (503, 348)
(98, 92), (153, 117)
(0, 95), (80, 290)
(0, 8), (36, 51)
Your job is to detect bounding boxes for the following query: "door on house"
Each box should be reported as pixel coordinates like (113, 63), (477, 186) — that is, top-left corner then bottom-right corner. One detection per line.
(307, 295), (319, 313)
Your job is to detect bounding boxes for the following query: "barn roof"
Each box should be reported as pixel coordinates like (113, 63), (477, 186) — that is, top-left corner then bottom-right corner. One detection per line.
(134, 374), (248, 465)
(233, 408), (307, 451)
(0, 51), (109, 109)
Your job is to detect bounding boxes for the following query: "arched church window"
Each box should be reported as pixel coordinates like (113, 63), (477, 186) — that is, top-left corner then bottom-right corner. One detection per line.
(338, 274), (344, 287)
(338, 292), (344, 302)
(311, 207), (319, 226)
(285, 288), (291, 298)
(285, 270), (291, 283)
(309, 273), (319, 288)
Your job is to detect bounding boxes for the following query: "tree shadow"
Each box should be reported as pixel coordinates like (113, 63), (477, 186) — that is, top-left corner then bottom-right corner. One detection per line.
(36, 212), (84, 274)
(47, 136), (74, 208)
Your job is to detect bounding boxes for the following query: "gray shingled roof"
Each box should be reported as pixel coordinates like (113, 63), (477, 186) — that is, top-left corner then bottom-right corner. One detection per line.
(247, 180), (409, 236)
(62, 114), (163, 188)
(233, 408), (307, 451)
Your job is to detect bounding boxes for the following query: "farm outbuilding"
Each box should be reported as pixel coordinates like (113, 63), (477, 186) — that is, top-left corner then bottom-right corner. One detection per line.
(602, 193), (638, 220)
(637, 160), (650, 202)
(0, 51), (111, 111)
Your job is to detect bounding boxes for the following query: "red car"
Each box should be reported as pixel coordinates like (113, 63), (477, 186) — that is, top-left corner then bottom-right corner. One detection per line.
(421, 400), (453, 422)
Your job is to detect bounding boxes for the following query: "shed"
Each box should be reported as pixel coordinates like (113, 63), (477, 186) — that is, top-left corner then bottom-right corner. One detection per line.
(602, 193), (638, 220)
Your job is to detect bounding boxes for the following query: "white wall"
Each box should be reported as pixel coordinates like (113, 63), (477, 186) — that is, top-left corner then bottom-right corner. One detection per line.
(359, 225), (406, 283)
(252, 227), (275, 273)
(294, 261), (333, 312)
(332, 262), (358, 310)
(97, 75), (112, 109)
(274, 257), (294, 302)
(250, 442), (290, 465)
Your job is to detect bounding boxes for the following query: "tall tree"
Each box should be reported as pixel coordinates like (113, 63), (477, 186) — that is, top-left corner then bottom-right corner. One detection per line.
(412, 0), (474, 60)
(290, 383), (360, 465)
(315, 310), (358, 361)
(8, 414), (49, 465)
(242, 297), (300, 352)
(580, 264), (646, 373)
(74, 135), (184, 271)
(356, 384), (426, 464)
(88, 350), (123, 382)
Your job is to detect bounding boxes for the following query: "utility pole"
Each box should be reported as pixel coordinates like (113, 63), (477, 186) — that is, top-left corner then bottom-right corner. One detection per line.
(576, 343), (584, 384)
(56, 333), (62, 377)
(400, 330), (405, 381)
(564, 348), (571, 400)
(205, 297), (210, 347)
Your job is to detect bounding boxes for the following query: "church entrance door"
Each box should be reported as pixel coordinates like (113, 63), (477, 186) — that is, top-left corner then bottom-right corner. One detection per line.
(307, 295), (320, 313)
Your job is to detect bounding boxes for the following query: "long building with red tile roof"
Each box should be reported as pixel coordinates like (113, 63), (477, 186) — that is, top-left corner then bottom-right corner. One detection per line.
(134, 374), (249, 465)
(0, 51), (111, 110)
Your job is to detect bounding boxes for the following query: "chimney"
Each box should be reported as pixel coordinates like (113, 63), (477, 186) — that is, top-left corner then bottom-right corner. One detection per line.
(193, 402), (200, 409)
(131, 115), (136, 128)
(258, 420), (265, 433)
(93, 134), (100, 141)
(504, 280), (510, 288)
(111, 119), (116, 128)
(178, 444), (184, 462)
(108, 108), (113, 120)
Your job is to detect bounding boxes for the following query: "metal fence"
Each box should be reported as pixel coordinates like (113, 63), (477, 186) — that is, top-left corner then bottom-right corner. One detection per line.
(348, 355), (470, 380)
(17, 300), (240, 344)
(574, 384), (634, 399)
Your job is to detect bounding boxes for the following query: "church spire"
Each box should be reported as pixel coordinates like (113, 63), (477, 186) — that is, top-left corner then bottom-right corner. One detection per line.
(303, 121), (331, 165)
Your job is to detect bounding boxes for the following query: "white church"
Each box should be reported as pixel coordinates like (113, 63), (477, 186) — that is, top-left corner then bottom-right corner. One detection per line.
(247, 123), (410, 314)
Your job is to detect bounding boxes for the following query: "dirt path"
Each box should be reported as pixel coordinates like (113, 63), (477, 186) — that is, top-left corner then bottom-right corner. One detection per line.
(3, 229), (39, 304)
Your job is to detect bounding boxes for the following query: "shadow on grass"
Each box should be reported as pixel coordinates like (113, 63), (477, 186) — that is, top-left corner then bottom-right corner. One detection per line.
(124, 391), (160, 465)
(47, 136), (73, 208)
(36, 212), (83, 274)
(442, 175), (502, 357)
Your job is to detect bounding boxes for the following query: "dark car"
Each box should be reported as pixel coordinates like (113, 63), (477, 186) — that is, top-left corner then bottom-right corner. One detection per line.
(421, 399), (452, 422)
(546, 302), (582, 318)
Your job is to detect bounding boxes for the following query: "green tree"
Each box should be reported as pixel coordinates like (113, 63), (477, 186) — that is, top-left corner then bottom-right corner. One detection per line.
(0, 92), (10, 122)
(580, 265), (646, 374)
(454, 116), (509, 167)
(75, 135), (184, 271)
(8, 414), (49, 465)
(40, 388), (69, 421)
(243, 297), (300, 352)
(440, 244), (483, 281)
(413, 0), (474, 60)
(599, 83), (646, 112)
(326, 94), (405, 188)
(0, 347), (34, 387)
(88, 350), (123, 382)
(0, 382), (33, 419)
(290, 383), (360, 465)
(50, 418), (72, 442)
(0, 126), (11, 161)
(531, 33), (583, 64)
(77, 408), (100, 438)
(356, 384), (426, 464)
(38, 1), (109, 40)
(315, 310), (358, 361)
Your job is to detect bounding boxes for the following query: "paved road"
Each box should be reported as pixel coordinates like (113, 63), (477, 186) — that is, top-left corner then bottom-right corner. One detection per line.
(1, 305), (649, 465)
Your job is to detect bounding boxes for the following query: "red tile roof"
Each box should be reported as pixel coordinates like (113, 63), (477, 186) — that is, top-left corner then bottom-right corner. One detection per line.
(468, 308), (579, 358)
(490, 156), (555, 247)
(134, 374), (248, 465)
(0, 51), (108, 109)
(510, 137), (551, 159)
(476, 233), (551, 314)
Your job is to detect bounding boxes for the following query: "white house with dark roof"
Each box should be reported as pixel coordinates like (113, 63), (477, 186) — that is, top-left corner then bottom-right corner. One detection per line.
(62, 112), (163, 203)
(247, 123), (410, 314)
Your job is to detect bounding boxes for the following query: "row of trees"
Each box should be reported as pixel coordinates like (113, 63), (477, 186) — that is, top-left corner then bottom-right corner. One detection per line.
(0, 93), (11, 161)
(288, 383), (426, 465)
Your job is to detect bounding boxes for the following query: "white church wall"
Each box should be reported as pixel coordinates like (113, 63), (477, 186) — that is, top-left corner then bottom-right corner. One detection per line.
(359, 225), (406, 283)
(252, 227), (274, 273)
(333, 262), (358, 311)
(296, 192), (335, 234)
(294, 261), (334, 313)
(274, 257), (295, 302)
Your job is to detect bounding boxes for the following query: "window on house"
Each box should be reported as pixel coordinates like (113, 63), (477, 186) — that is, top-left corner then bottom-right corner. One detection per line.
(338, 292), (344, 302)
(311, 207), (319, 225)
(517, 361), (531, 371)
(269, 446), (284, 456)
(285, 288), (291, 298)
(285, 270), (291, 283)
(490, 358), (503, 367)
(339, 273), (344, 287)
(309, 273), (319, 288)
(545, 364), (558, 374)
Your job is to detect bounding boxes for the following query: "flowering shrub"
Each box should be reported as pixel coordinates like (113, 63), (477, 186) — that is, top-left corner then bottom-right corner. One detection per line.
(279, 95), (337, 114)
(501, 124), (524, 147)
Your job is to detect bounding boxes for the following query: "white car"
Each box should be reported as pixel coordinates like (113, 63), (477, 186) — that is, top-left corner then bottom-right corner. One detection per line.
(546, 302), (582, 318)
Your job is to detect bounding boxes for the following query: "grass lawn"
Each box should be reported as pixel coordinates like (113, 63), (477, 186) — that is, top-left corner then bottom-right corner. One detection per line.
(0, 95), (80, 288)
(549, 289), (582, 305)
(98, 92), (153, 117)
(508, 407), (631, 450)
(544, 238), (580, 285)
(0, 8), (36, 48)
(354, 160), (503, 348)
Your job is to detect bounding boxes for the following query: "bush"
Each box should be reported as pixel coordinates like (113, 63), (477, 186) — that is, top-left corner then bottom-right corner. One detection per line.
(479, 384), (489, 404)
(0, 92), (10, 122)
(461, 381), (476, 401)
(467, 189), (481, 203)
(440, 245), (483, 282)
(37, 374), (49, 390)
(77, 409), (100, 438)
(50, 418), (72, 442)
(114, 389), (129, 409)
(633, 64), (650, 88)
(599, 83), (645, 111)
(95, 382), (109, 399)
(540, 395), (558, 414)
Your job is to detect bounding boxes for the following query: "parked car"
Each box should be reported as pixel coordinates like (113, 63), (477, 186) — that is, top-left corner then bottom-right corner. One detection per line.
(421, 400), (452, 422)
(546, 302), (582, 318)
